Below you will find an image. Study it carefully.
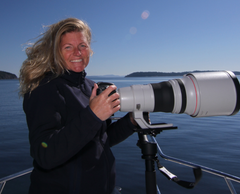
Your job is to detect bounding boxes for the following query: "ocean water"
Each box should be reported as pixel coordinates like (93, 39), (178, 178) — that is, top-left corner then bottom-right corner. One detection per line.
(0, 76), (240, 194)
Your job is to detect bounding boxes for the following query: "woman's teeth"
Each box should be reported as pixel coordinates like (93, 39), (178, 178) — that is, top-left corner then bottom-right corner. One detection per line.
(71, 59), (82, 62)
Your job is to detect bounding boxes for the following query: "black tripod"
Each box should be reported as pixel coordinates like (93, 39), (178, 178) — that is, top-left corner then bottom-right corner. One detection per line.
(136, 125), (202, 194)
(137, 133), (158, 194)
(136, 124), (176, 194)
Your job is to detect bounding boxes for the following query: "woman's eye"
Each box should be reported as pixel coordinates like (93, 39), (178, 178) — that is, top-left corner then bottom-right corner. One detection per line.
(64, 46), (72, 50)
(80, 44), (87, 48)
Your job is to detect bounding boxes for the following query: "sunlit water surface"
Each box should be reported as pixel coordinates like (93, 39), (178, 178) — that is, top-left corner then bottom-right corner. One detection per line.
(1, 76), (240, 194)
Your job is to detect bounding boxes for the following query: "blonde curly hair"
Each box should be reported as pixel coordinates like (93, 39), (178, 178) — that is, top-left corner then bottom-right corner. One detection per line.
(19, 18), (92, 96)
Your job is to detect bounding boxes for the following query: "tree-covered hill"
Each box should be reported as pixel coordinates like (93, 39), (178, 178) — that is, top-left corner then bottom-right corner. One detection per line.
(125, 71), (240, 77)
(0, 71), (18, 79)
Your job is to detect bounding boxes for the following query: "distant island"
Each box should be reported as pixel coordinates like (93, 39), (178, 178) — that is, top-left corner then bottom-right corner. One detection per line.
(0, 71), (18, 79)
(125, 70), (240, 77)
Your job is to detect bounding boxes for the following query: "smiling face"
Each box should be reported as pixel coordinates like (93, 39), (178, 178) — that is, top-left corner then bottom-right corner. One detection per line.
(60, 31), (90, 72)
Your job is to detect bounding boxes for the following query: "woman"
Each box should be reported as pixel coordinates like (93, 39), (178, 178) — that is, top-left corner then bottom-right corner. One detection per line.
(19, 18), (137, 194)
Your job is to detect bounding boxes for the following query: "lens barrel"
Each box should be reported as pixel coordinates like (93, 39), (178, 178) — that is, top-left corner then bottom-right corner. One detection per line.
(169, 71), (240, 117)
(118, 71), (240, 117)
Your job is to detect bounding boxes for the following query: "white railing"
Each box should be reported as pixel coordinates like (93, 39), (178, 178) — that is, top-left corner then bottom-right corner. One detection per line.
(150, 135), (240, 194)
(0, 167), (33, 194)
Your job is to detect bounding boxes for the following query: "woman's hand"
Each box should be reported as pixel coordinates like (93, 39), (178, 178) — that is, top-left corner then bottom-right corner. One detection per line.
(89, 83), (120, 121)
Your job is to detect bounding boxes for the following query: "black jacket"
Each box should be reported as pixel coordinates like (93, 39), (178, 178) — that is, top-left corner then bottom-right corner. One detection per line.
(23, 70), (135, 194)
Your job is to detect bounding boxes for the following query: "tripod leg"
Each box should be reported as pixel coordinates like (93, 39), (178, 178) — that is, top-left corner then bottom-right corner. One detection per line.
(138, 133), (158, 194)
(145, 159), (157, 194)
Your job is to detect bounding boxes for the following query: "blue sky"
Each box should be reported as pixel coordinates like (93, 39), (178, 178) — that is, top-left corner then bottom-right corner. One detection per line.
(0, 0), (239, 76)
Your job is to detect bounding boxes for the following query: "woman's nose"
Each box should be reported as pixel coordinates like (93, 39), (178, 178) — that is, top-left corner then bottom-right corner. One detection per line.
(73, 47), (81, 56)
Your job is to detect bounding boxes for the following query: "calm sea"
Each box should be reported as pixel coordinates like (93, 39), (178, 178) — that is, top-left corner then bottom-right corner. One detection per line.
(1, 76), (240, 194)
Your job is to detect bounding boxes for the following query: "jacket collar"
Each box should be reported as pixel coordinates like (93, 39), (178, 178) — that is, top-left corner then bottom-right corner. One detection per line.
(61, 70), (86, 86)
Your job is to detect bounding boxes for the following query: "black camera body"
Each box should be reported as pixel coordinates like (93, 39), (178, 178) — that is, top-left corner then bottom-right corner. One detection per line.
(96, 82), (116, 96)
